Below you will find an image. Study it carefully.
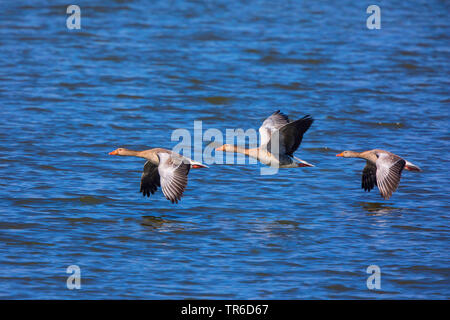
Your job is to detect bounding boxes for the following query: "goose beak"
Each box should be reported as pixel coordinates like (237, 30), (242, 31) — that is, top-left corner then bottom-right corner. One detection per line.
(109, 150), (119, 155)
(336, 152), (343, 157)
(192, 164), (208, 169)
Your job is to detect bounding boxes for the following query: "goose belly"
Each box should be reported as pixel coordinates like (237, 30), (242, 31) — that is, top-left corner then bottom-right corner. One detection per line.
(259, 153), (295, 168)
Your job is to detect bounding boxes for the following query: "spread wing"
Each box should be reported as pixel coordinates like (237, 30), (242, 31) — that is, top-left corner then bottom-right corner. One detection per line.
(258, 110), (290, 147)
(157, 153), (190, 204)
(362, 162), (377, 192)
(140, 161), (160, 197)
(264, 114), (313, 156)
(375, 153), (406, 200)
(276, 115), (313, 156)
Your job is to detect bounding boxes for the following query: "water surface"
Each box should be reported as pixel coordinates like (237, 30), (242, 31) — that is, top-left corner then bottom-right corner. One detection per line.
(0, 1), (448, 299)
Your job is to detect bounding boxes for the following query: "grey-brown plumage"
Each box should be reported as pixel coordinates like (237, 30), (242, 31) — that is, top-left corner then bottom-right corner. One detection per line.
(156, 152), (190, 204)
(337, 149), (421, 200)
(214, 110), (315, 168)
(374, 153), (406, 200)
(139, 153), (191, 203)
(109, 147), (207, 204)
(262, 110), (314, 157)
(137, 152), (190, 203)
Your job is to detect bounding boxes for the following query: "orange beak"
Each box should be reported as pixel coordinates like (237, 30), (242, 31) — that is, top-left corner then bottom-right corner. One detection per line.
(109, 150), (119, 155)
(215, 146), (225, 151)
(336, 152), (343, 157)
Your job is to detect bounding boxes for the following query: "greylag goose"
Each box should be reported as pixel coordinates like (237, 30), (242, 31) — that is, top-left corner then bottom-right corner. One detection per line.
(215, 110), (314, 168)
(336, 149), (421, 199)
(109, 148), (207, 203)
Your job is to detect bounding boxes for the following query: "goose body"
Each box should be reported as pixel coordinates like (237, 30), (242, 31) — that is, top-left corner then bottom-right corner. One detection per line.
(336, 149), (421, 199)
(109, 148), (207, 203)
(216, 110), (314, 168)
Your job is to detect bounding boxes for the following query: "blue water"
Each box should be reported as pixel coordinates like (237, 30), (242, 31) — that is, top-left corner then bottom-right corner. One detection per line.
(0, 1), (448, 299)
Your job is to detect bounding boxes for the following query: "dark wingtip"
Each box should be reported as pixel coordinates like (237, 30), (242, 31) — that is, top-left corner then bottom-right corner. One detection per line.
(270, 110), (281, 118)
(302, 114), (314, 123)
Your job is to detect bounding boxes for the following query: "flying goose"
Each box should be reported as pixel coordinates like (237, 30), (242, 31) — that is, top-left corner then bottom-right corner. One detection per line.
(336, 149), (421, 199)
(215, 110), (314, 168)
(109, 148), (207, 203)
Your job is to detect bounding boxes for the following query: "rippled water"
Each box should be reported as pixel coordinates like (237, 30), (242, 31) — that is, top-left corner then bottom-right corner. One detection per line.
(0, 1), (448, 299)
